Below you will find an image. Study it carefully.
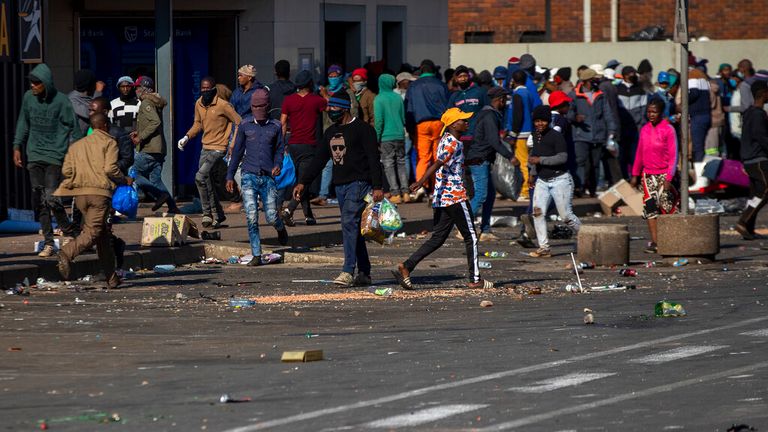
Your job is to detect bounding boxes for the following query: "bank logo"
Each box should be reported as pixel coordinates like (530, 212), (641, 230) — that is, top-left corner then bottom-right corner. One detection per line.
(124, 26), (138, 43)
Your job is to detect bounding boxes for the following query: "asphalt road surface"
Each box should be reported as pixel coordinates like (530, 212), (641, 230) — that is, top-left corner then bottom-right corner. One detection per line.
(1, 220), (767, 431)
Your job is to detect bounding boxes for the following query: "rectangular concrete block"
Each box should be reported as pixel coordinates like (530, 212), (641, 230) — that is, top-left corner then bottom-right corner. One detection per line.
(577, 224), (629, 266)
(657, 214), (720, 257)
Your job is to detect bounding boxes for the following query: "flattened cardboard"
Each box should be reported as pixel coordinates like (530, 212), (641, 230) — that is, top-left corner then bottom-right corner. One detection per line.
(281, 350), (324, 362)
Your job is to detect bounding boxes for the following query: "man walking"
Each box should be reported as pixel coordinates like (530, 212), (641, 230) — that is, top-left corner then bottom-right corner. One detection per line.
(405, 59), (449, 199)
(267, 60), (295, 121)
(616, 65), (649, 178)
(109, 76), (140, 133)
(468, 86), (518, 240)
(231, 65), (263, 117)
(226, 88), (289, 264)
(352, 68), (375, 127)
(68, 69), (104, 136)
(292, 91), (383, 287)
(13, 63), (82, 257)
(130, 76), (180, 214)
(280, 70), (328, 226)
(374, 73), (410, 204)
(528, 105), (581, 258)
(449, 65), (489, 153)
(55, 113), (132, 289)
(736, 81), (768, 240)
(178, 76), (242, 228)
(508, 69), (536, 200)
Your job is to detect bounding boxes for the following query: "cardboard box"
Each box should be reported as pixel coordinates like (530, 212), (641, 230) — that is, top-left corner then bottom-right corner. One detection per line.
(598, 179), (644, 216)
(141, 217), (183, 247)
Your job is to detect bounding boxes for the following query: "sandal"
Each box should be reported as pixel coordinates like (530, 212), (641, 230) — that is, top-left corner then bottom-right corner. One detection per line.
(469, 279), (494, 289)
(391, 269), (413, 290)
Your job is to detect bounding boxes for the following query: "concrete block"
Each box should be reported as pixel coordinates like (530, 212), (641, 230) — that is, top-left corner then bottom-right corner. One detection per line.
(657, 214), (720, 258)
(577, 224), (629, 266)
(0, 264), (38, 288)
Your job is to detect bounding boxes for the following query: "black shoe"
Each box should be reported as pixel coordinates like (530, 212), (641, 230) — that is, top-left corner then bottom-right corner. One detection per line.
(516, 233), (537, 249)
(151, 193), (170, 212)
(277, 227), (289, 246)
(212, 215), (227, 229)
(247, 255), (262, 266)
(305, 217), (317, 226)
(281, 209), (295, 227)
(644, 242), (658, 254)
(201, 214), (213, 228)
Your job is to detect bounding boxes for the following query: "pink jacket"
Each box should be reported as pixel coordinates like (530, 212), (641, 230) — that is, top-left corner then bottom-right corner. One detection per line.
(632, 119), (677, 178)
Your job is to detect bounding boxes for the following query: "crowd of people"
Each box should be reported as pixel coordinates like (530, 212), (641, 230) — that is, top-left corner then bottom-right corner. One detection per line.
(11, 51), (768, 289)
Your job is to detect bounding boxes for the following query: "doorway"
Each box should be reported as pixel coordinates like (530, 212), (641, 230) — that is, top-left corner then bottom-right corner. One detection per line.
(324, 20), (362, 72)
(381, 21), (403, 73)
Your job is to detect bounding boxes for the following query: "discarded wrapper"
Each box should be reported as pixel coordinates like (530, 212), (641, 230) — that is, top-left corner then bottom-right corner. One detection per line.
(281, 350), (324, 362)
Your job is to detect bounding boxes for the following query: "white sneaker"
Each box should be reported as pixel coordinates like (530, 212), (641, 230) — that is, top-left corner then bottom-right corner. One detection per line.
(333, 272), (354, 287)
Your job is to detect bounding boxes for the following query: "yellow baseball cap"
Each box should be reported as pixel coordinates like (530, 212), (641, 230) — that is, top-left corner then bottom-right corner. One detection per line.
(440, 107), (473, 136)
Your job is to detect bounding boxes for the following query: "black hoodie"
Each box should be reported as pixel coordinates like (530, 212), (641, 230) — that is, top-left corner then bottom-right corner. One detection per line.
(267, 79), (296, 120)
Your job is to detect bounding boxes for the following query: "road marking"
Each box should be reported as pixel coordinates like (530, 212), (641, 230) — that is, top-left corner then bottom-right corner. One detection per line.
(221, 316), (768, 432)
(628, 345), (727, 364)
(740, 329), (768, 337)
(508, 372), (616, 393)
(363, 404), (487, 428)
(476, 361), (768, 431)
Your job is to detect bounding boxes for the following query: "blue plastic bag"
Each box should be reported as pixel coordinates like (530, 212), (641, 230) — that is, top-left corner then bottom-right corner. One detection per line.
(112, 185), (139, 219)
(275, 153), (296, 190)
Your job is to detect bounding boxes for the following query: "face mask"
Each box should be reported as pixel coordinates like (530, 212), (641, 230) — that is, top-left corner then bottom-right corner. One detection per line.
(737, 71), (745, 79)
(658, 87), (668, 94)
(201, 88), (217, 106)
(353, 82), (365, 92)
(328, 109), (345, 123)
(612, 78), (622, 86)
(629, 75), (639, 85)
(328, 76), (343, 91)
(251, 106), (268, 122)
(729, 79), (737, 88)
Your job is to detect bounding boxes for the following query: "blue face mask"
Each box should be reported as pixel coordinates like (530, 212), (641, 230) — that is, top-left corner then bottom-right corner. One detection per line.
(729, 79), (737, 88)
(328, 76), (343, 92)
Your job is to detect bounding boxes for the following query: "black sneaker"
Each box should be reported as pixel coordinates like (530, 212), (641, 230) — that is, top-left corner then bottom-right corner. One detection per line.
(281, 209), (295, 227)
(644, 242), (658, 254)
(516, 233), (537, 249)
(201, 215), (213, 228)
(151, 193), (170, 212)
(277, 227), (289, 245)
(211, 215), (227, 229)
(247, 255), (262, 266)
(305, 216), (317, 226)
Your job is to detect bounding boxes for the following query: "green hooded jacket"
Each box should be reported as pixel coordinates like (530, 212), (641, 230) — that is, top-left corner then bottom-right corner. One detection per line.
(373, 74), (405, 142)
(13, 63), (83, 165)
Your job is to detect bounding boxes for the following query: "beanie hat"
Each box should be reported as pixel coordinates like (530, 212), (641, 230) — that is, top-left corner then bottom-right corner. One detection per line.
(751, 80), (768, 99)
(328, 89), (351, 109)
(532, 105), (551, 122)
(238, 64), (257, 78)
(116, 76), (134, 88)
(637, 59), (653, 74)
(622, 65), (637, 76)
(294, 70), (313, 88)
(519, 54), (536, 72)
(250, 88), (270, 121)
(328, 64), (343, 75)
(351, 68), (368, 81)
(454, 65), (470, 76)
(556, 67), (572, 82)
(74, 69), (96, 92)
(606, 59), (621, 70)
(487, 86), (509, 100)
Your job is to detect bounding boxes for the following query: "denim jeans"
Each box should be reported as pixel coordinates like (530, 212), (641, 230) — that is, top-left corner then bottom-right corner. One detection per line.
(381, 140), (409, 195)
(335, 180), (372, 275)
(196, 149), (225, 218)
(241, 173), (285, 257)
(468, 162), (496, 233)
(319, 160), (333, 198)
(134, 152), (177, 208)
(532, 173), (581, 250)
(28, 162), (78, 246)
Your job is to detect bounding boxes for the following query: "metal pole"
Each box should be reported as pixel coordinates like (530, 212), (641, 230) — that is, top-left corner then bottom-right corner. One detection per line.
(155, 0), (174, 196)
(583, 0), (591, 43)
(680, 43), (689, 214)
(610, 0), (618, 42)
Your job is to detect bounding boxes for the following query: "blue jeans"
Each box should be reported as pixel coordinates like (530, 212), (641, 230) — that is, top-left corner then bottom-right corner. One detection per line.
(468, 162), (495, 233)
(336, 180), (372, 275)
(319, 160), (333, 198)
(532, 173), (581, 249)
(241, 173), (285, 257)
(134, 152), (176, 208)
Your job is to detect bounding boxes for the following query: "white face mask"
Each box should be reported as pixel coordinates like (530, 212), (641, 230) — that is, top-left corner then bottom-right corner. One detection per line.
(353, 82), (365, 92)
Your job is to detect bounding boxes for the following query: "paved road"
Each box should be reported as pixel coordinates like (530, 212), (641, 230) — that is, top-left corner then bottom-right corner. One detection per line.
(1, 216), (767, 431)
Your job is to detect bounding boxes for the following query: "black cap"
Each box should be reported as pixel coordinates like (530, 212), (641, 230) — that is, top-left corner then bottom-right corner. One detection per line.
(454, 65), (470, 76)
(487, 86), (510, 100)
(532, 105), (551, 122)
(294, 70), (313, 88)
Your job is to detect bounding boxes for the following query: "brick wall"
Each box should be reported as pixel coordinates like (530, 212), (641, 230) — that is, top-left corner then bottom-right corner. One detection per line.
(450, 1), (768, 43)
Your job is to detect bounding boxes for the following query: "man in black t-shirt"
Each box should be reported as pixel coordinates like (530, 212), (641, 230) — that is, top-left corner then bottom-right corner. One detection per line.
(293, 91), (384, 287)
(528, 105), (582, 258)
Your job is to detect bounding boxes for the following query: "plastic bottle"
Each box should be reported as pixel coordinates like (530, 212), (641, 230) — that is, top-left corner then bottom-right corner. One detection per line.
(479, 260), (493, 269)
(619, 268), (637, 277)
(579, 262), (595, 269)
(655, 301), (686, 317)
(368, 287), (393, 296)
(153, 264), (176, 273)
(673, 258), (689, 267)
(229, 298), (256, 308)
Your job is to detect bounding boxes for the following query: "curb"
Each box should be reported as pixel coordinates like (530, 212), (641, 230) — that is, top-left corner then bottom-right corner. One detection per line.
(0, 201), (603, 288)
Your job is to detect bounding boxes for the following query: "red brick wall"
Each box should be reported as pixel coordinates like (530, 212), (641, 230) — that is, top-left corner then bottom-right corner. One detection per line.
(450, 1), (768, 43)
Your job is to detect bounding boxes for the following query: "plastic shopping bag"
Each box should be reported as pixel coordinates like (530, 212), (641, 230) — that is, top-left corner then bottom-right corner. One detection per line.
(378, 198), (403, 232)
(112, 185), (139, 219)
(492, 139), (523, 200)
(360, 200), (389, 245)
(275, 153), (296, 190)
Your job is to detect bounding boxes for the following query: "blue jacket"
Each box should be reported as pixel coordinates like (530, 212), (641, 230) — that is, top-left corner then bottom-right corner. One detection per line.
(448, 83), (489, 139)
(506, 86), (535, 138)
(231, 82), (266, 118)
(405, 75), (449, 130)
(227, 117), (284, 180)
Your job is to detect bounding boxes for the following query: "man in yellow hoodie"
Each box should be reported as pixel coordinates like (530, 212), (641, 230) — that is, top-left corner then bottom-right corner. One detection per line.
(55, 113), (132, 289)
(178, 76), (242, 228)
